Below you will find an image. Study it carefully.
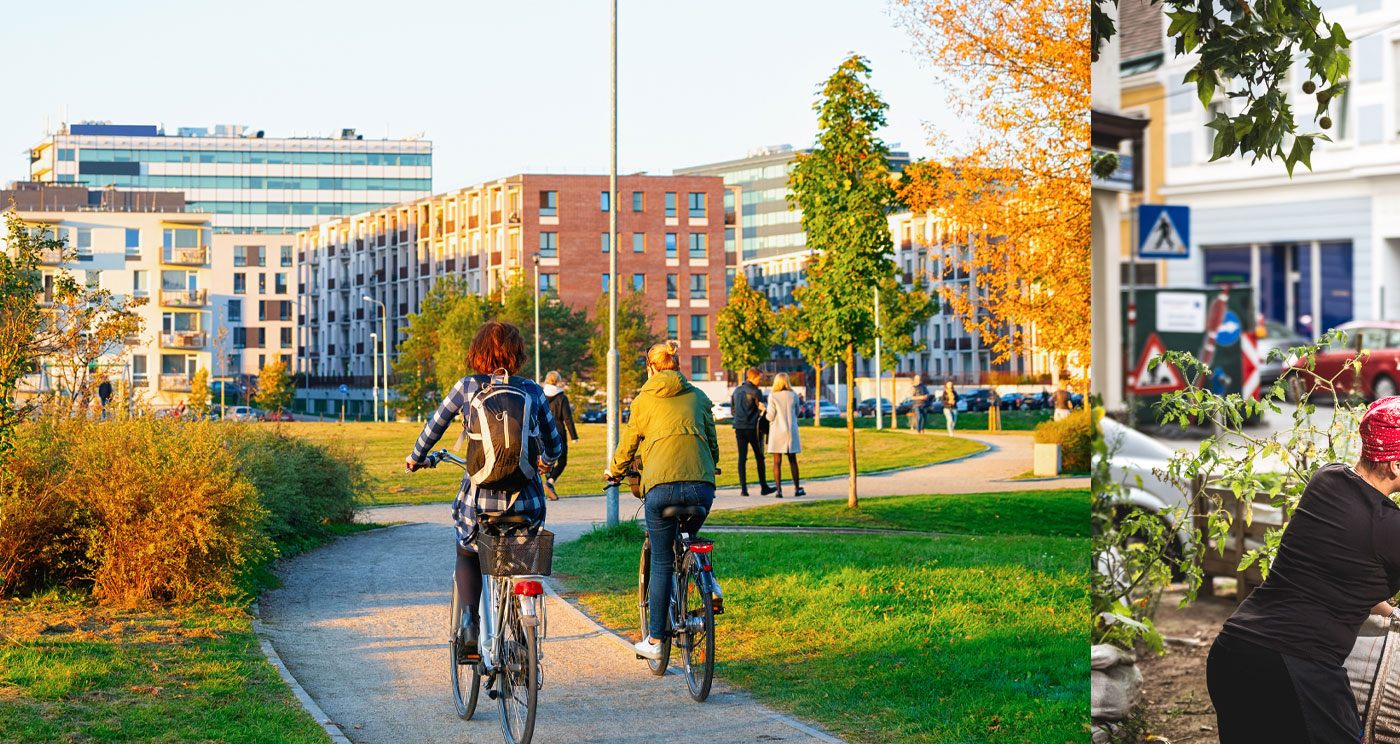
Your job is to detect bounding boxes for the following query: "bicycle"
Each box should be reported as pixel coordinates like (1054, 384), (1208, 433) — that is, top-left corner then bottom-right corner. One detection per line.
(611, 471), (725, 702)
(418, 449), (551, 744)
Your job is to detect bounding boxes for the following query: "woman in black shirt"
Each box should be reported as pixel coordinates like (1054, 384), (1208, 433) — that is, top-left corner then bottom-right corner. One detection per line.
(541, 370), (578, 500)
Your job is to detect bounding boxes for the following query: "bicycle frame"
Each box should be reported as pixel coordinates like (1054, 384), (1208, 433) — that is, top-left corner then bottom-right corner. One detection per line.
(478, 572), (548, 677)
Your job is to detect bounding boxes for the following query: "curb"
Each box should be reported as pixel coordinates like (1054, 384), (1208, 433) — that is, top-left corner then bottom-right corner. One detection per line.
(249, 601), (355, 744)
(540, 579), (849, 744)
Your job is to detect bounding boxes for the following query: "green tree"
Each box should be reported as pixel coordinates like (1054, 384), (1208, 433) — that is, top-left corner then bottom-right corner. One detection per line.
(435, 294), (496, 382)
(1092, 0), (1349, 176)
(716, 274), (777, 374)
(0, 213), (72, 457)
(253, 359), (293, 413)
(778, 300), (831, 427)
(869, 276), (937, 422)
(392, 278), (471, 418)
(498, 275), (594, 381)
(43, 271), (145, 411)
(591, 289), (661, 397)
(788, 55), (901, 507)
(188, 367), (211, 419)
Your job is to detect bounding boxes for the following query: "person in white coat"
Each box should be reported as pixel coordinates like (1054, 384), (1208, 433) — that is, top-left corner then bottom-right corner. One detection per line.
(764, 372), (804, 498)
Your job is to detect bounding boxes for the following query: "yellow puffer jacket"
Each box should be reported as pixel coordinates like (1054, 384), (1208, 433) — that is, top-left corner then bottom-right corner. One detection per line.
(609, 370), (719, 495)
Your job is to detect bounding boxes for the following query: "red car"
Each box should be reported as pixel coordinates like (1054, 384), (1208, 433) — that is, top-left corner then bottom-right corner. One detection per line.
(262, 409), (295, 422)
(1289, 321), (1400, 401)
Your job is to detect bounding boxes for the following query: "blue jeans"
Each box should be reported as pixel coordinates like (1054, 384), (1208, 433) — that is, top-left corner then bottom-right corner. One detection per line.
(944, 408), (957, 435)
(643, 481), (715, 640)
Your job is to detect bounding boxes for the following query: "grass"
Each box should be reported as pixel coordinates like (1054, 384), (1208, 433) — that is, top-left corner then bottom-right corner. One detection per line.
(0, 595), (330, 744)
(705, 489), (1089, 538)
(555, 512), (1087, 744)
(268, 421), (986, 505)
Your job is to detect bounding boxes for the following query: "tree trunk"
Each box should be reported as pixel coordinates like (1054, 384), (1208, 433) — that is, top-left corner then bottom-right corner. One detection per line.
(846, 342), (858, 508)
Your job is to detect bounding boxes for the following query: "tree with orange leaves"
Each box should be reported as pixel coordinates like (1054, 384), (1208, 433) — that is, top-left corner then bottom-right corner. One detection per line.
(892, 0), (1090, 374)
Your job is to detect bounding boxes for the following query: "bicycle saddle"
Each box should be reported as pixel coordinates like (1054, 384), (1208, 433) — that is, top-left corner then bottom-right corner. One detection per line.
(660, 505), (709, 519)
(481, 513), (534, 525)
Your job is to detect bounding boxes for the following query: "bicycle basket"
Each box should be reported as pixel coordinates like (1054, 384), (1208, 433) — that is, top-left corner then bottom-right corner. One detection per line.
(478, 529), (554, 576)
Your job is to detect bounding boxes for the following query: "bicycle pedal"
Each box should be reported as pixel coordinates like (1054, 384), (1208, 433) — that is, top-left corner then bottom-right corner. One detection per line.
(487, 689), (499, 700)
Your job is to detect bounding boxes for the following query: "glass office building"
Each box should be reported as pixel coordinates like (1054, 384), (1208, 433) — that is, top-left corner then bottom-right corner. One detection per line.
(30, 123), (432, 234)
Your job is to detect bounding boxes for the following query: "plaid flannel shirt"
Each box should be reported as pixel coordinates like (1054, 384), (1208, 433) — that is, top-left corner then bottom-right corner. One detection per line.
(409, 375), (564, 548)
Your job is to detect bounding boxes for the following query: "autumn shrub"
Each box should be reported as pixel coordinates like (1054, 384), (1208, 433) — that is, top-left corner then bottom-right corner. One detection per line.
(0, 436), (88, 596)
(228, 426), (368, 549)
(1033, 407), (1093, 473)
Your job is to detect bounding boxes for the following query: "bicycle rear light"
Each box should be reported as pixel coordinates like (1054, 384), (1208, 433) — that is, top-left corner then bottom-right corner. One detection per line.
(513, 580), (544, 597)
(688, 543), (713, 553)
(712, 597), (724, 615)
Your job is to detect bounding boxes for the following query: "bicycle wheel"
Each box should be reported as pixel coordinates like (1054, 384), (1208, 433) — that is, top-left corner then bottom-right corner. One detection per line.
(637, 538), (670, 675)
(450, 633), (482, 719)
(679, 566), (715, 702)
(496, 596), (538, 744)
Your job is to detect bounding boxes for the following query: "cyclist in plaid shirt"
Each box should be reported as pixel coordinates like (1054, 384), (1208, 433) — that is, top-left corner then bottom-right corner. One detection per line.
(404, 321), (562, 660)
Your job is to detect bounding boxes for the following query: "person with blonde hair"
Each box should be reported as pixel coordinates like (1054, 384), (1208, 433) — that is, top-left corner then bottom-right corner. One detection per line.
(605, 339), (720, 660)
(764, 372), (804, 497)
(541, 370), (579, 500)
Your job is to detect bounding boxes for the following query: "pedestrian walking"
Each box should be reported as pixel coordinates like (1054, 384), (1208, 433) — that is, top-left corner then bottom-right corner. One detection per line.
(941, 381), (959, 435)
(1053, 381), (1073, 421)
(764, 372), (804, 498)
(910, 374), (932, 433)
(541, 370), (579, 501)
(731, 368), (775, 497)
(97, 378), (113, 420)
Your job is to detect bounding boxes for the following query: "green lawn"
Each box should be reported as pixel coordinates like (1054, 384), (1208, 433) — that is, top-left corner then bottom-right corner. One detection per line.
(0, 598), (329, 744)
(270, 421), (985, 505)
(554, 494), (1087, 744)
(706, 489), (1089, 538)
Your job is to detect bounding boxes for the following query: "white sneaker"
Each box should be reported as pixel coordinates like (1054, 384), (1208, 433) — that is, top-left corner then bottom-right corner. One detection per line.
(633, 637), (663, 660)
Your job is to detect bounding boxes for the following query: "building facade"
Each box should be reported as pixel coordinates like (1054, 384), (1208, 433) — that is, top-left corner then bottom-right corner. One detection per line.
(208, 233), (298, 382)
(6, 206), (214, 408)
(1156, 1), (1400, 339)
(29, 122), (432, 234)
(296, 173), (728, 399)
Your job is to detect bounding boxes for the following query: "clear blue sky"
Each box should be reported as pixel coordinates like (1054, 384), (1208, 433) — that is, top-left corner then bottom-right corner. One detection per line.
(2, 0), (967, 189)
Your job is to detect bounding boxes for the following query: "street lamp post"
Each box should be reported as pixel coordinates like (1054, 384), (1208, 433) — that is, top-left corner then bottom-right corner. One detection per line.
(533, 254), (541, 381)
(604, 0), (620, 528)
(362, 295), (388, 422)
(874, 286), (882, 430)
(370, 332), (379, 422)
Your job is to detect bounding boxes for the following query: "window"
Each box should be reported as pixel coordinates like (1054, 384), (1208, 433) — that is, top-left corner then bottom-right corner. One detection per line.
(667, 315), (678, 338)
(667, 274), (678, 300)
(234, 246), (247, 267)
(132, 270), (148, 295)
(281, 245), (293, 267)
(691, 355), (709, 380)
(665, 233), (677, 259)
(601, 274), (610, 294)
(258, 273), (267, 294)
(258, 302), (266, 322)
(601, 232), (611, 253)
(275, 273), (287, 294)
(539, 232), (557, 258)
(539, 190), (557, 217)
(279, 300), (291, 321)
(227, 353), (241, 371)
(632, 191), (644, 212)
(689, 233), (708, 260)
(665, 192), (677, 218)
(688, 192), (706, 218)
(690, 274), (708, 300)
(76, 228), (92, 254)
(233, 327), (248, 349)
(281, 328), (293, 347)
(633, 273), (645, 292)
(58, 148), (75, 161)
(125, 229), (139, 251)
(600, 191), (610, 212)
(233, 273), (245, 295)
(228, 299), (241, 322)
(690, 314), (708, 341)
(131, 354), (147, 379)
(163, 228), (201, 249)
(633, 232), (645, 253)
(539, 273), (557, 294)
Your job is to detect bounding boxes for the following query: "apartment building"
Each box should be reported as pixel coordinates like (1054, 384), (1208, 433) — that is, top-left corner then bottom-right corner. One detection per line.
(5, 203), (214, 407)
(29, 122), (432, 234)
(296, 173), (729, 391)
(208, 234), (297, 381)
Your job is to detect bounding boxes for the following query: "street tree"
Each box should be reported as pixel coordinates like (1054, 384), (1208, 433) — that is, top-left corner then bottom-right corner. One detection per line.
(1087, 0), (1349, 175)
(436, 294), (496, 381)
(868, 276), (937, 423)
(392, 278), (470, 417)
(777, 299), (833, 427)
(0, 213), (72, 457)
(716, 274), (776, 374)
(894, 0), (1090, 369)
(499, 276), (594, 380)
(591, 289), (661, 396)
(788, 54), (900, 507)
(188, 367), (211, 419)
(253, 359), (293, 414)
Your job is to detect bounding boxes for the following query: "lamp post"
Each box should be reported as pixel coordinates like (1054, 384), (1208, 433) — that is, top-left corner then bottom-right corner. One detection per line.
(874, 286), (882, 430)
(362, 295), (388, 422)
(370, 332), (379, 422)
(604, 0), (620, 528)
(533, 254), (541, 381)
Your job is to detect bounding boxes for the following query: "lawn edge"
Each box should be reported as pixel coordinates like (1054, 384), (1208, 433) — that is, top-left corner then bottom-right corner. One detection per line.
(249, 601), (353, 744)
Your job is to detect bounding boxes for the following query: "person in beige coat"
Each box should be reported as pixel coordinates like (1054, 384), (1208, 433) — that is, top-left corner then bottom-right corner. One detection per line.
(764, 372), (804, 498)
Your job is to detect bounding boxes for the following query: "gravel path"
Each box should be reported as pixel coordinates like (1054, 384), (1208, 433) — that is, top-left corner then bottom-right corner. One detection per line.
(258, 433), (1083, 743)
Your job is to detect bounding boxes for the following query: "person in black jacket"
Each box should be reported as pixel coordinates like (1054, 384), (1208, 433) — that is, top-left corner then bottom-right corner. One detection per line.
(731, 368), (775, 497)
(541, 370), (579, 501)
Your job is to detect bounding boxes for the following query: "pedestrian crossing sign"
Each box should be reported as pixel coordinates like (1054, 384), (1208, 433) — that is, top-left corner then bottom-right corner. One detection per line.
(1138, 204), (1190, 259)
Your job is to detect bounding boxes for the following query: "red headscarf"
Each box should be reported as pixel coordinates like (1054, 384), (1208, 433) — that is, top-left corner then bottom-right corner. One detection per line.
(1360, 396), (1400, 462)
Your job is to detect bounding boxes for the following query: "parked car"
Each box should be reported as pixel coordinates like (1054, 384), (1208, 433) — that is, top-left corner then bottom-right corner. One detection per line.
(1098, 417), (1192, 568)
(262, 408), (294, 422)
(579, 406), (606, 424)
(1287, 320), (1400, 401)
(896, 397), (916, 415)
(224, 405), (260, 422)
(1257, 320), (1308, 388)
(857, 397), (894, 416)
(712, 401), (732, 423)
(812, 400), (842, 419)
(961, 389), (995, 412)
(1000, 392), (1028, 410)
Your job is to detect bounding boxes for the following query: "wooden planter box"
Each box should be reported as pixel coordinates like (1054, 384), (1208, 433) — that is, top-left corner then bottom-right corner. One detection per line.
(1192, 479), (1290, 600)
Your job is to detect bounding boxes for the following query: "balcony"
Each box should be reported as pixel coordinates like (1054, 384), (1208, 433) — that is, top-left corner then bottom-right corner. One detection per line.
(164, 246), (207, 266)
(420, 263), (429, 276)
(161, 331), (208, 350)
(355, 273), (364, 285)
(159, 374), (193, 392)
(446, 258), (456, 272)
(399, 266), (408, 279)
(328, 278), (336, 289)
(327, 310), (336, 322)
(160, 288), (208, 307)
(38, 248), (65, 265)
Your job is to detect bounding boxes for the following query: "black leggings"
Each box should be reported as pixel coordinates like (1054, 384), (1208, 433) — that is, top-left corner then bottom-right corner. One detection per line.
(454, 547), (483, 623)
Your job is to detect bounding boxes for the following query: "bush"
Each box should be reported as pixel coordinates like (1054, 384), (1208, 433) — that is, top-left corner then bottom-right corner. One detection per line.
(0, 417), (366, 605)
(1033, 408), (1093, 473)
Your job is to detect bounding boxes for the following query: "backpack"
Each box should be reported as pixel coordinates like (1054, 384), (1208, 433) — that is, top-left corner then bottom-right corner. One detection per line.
(459, 372), (542, 492)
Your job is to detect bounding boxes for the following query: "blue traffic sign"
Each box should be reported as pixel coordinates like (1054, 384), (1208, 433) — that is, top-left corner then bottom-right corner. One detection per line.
(338, 384), (349, 395)
(1216, 310), (1242, 346)
(1138, 204), (1191, 259)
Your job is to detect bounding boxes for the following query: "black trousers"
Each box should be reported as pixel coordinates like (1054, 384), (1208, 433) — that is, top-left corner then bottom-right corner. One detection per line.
(1207, 632), (1361, 744)
(549, 441), (568, 482)
(735, 428), (768, 490)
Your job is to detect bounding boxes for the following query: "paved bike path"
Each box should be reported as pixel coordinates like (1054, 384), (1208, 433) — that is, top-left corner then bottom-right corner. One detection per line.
(258, 433), (1082, 743)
